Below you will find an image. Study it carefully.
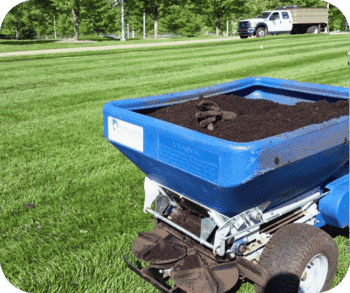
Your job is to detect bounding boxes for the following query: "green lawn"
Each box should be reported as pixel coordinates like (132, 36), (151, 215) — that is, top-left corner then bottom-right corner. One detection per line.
(0, 32), (337, 53)
(0, 34), (240, 53)
(0, 33), (348, 293)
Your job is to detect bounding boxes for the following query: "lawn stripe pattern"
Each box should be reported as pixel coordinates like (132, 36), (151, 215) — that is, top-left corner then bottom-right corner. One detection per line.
(0, 34), (348, 293)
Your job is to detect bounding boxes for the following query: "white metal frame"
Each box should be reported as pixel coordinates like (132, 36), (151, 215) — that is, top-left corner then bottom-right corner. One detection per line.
(143, 177), (327, 259)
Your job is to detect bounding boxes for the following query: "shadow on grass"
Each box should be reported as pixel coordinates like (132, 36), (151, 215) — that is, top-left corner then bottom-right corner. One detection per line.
(0, 37), (146, 45)
(81, 37), (144, 42)
(226, 273), (300, 293)
(0, 40), (58, 45)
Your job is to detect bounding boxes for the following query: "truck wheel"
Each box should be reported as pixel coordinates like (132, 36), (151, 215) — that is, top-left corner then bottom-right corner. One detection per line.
(255, 223), (338, 293)
(256, 28), (266, 38)
(307, 26), (319, 34)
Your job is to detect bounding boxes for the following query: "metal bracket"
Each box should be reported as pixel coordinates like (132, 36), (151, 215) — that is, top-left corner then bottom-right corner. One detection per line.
(146, 207), (214, 251)
(143, 177), (177, 214)
(213, 226), (230, 256)
(229, 208), (264, 236)
(200, 217), (216, 241)
(123, 254), (185, 293)
(222, 191), (326, 244)
(144, 179), (326, 260)
(294, 203), (319, 226)
(208, 210), (229, 227)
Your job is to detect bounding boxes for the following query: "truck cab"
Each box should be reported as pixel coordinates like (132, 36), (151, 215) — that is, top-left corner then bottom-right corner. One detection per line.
(238, 10), (293, 38)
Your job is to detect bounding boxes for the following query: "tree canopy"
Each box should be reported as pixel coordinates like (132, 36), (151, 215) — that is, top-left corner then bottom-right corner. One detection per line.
(1, 0), (347, 40)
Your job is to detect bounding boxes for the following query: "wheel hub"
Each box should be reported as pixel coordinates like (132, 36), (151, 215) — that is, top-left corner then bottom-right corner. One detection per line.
(299, 253), (328, 293)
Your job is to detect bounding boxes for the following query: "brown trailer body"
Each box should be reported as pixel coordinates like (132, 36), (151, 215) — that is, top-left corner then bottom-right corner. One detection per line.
(281, 7), (328, 24)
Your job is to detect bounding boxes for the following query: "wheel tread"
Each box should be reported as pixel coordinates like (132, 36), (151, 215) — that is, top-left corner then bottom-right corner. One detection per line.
(256, 224), (338, 293)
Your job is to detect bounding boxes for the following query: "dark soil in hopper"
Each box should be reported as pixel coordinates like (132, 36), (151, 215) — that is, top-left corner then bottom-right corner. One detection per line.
(144, 94), (349, 142)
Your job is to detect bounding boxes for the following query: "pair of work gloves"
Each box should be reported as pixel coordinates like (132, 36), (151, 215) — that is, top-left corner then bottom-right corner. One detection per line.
(195, 98), (237, 131)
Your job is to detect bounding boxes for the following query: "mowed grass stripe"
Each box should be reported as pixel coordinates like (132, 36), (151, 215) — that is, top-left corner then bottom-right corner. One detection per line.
(0, 44), (347, 117)
(0, 34), (346, 65)
(0, 49), (347, 161)
(0, 32), (345, 55)
(0, 34), (346, 75)
(0, 35), (250, 53)
(0, 36), (347, 102)
(1, 44), (347, 158)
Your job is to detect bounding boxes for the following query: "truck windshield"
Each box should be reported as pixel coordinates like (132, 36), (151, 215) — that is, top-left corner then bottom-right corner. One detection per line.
(255, 12), (271, 19)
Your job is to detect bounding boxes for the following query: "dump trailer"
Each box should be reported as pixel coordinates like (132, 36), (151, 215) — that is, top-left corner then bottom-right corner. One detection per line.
(103, 77), (349, 293)
(238, 5), (328, 38)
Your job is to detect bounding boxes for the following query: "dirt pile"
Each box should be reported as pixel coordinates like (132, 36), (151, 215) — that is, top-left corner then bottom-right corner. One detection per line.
(145, 94), (349, 142)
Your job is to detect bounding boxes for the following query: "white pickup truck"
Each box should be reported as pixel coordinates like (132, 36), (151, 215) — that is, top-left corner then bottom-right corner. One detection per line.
(238, 5), (328, 39)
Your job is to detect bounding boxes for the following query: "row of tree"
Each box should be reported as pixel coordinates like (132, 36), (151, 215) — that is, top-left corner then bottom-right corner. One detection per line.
(0, 0), (347, 40)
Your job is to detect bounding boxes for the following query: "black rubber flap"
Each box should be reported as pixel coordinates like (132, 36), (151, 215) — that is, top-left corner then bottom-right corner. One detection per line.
(156, 194), (170, 215)
(171, 248), (218, 293)
(132, 229), (187, 265)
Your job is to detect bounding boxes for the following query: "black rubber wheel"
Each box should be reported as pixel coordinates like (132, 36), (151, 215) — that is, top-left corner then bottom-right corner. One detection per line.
(307, 26), (319, 34)
(255, 223), (338, 293)
(240, 35), (248, 39)
(256, 28), (266, 38)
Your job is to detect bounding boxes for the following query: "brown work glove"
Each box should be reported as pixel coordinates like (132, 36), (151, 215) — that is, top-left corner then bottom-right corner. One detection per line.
(195, 99), (237, 131)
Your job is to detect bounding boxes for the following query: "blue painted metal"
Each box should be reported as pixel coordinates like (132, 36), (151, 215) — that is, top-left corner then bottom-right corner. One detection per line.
(103, 77), (349, 219)
(315, 172), (349, 228)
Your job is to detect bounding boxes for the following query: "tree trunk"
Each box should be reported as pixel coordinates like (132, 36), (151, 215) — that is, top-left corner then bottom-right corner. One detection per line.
(216, 20), (220, 36)
(54, 16), (57, 39)
(16, 27), (20, 39)
(154, 17), (158, 39)
(143, 13), (146, 39)
(73, 9), (79, 40)
(154, 4), (158, 39)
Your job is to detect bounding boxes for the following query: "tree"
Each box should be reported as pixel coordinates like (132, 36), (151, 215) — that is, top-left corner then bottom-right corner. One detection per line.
(2, 0), (57, 39)
(53, 0), (95, 40)
(192, 0), (246, 36)
(126, 0), (188, 39)
(30, 0), (61, 38)
(56, 12), (75, 36)
(161, 2), (188, 35)
(292, 0), (326, 8)
(2, 0), (38, 39)
(180, 6), (203, 37)
(328, 2), (347, 31)
(81, 0), (117, 35)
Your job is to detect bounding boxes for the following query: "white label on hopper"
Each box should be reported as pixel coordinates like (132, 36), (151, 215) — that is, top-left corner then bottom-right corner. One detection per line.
(108, 116), (143, 153)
